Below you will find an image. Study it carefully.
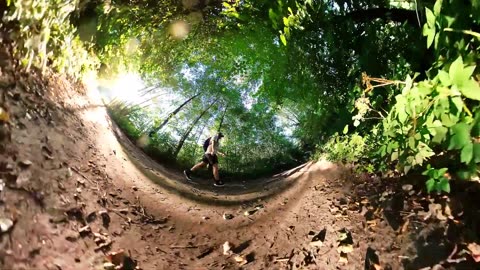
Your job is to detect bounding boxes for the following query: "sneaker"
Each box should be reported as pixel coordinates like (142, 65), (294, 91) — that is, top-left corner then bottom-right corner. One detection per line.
(183, 169), (192, 181)
(214, 180), (225, 187)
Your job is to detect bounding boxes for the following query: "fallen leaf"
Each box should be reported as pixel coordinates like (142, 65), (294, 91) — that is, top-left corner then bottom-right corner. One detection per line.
(0, 218), (14, 233)
(310, 228), (326, 247)
(244, 209), (257, 216)
(337, 244), (353, 254)
(234, 255), (248, 266)
(467, 243), (480, 262)
(0, 107), (9, 123)
(223, 241), (233, 256)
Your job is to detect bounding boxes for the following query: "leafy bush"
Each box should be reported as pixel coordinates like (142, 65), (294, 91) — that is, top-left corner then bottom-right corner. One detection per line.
(350, 0), (480, 193)
(318, 132), (376, 174)
(3, 0), (99, 78)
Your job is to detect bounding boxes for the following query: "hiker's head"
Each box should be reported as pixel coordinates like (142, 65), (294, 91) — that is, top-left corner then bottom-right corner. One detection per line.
(217, 132), (224, 139)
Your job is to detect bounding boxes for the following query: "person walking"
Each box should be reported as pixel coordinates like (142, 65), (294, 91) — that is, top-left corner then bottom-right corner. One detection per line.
(184, 132), (225, 186)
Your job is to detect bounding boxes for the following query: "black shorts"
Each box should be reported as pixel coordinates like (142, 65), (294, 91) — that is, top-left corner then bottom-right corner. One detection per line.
(202, 153), (218, 165)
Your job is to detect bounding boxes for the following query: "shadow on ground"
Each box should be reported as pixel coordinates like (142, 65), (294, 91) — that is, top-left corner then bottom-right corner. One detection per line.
(345, 173), (480, 270)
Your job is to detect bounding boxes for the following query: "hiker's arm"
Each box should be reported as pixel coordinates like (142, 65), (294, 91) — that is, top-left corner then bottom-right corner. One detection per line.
(217, 151), (226, 157)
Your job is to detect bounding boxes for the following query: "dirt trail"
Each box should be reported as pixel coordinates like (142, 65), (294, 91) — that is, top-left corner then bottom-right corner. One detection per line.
(1, 42), (479, 270)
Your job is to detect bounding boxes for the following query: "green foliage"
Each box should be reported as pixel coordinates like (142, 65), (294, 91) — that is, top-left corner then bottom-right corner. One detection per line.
(423, 165), (450, 193)
(318, 132), (376, 174)
(349, 0), (480, 193)
(3, 0), (99, 78)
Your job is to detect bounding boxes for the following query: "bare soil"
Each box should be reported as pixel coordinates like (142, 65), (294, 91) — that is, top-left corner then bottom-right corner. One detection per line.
(1, 37), (479, 270)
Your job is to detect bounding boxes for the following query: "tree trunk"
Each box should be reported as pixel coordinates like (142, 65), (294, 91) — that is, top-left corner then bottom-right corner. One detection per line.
(218, 105), (228, 132)
(173, 100), (217, 158)
(149, 93), (199, 136)
(192, 121), (208, 160)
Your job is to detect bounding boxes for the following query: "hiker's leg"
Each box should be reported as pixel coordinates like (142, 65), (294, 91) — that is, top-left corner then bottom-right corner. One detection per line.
(191, 161), (207, 171)
(212, 163), (220, 181)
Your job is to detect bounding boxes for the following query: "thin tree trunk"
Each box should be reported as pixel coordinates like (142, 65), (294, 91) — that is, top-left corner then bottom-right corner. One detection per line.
(217, 104), (228, 132)
(173, 100), (217, 159)
(149, 93), (199, 136)
(192, 121), (208, 161)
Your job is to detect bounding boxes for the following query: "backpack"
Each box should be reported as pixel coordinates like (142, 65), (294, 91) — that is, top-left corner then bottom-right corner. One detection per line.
(203, 137), (211, 152)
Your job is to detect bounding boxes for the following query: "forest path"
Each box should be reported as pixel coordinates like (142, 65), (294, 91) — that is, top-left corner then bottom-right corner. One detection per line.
(2, 47), (474, 270)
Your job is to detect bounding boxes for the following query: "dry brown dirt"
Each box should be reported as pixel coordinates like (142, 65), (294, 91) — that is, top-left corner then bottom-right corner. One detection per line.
(1, 37), (479, 270)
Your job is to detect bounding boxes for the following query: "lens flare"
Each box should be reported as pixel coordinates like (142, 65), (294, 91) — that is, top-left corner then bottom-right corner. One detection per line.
(169, 21), (190, 40)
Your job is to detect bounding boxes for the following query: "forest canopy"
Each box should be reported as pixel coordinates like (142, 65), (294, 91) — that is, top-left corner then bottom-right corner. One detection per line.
(2, 0), (479, 187)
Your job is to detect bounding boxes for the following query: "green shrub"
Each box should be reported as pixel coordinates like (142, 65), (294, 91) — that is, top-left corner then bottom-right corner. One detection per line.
(3, 0), (99, 79)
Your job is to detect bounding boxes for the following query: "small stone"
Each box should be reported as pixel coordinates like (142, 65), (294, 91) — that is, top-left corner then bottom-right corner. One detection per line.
(222, 241), (233, 256)
(0, 218), (14, 233)
(19, 160), (33, 167)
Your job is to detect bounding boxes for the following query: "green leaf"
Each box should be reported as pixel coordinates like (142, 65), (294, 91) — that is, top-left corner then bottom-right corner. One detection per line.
(408, 136), (416, 149)
(279, 34), (287, 46)
(343, 125), (349, 135)
(448, 122), (471, 150)
(473, 143), (480, 163)
(459, 80), (480, 101)
(461, 142), (473, 163)
(473, 121), (480, 137)
(288, 7), (293, 15)
(438, 70), (451, 86)
(353, 119), (360, 127)
(432, 126), (448, 143)
(426, 27), (436, 48)
(444, 16), (455, 27)
(450, 96), (463, 114)
(391, 151), (399, 161)
(425, 8), (436, 27)
(426, 178), (435, 193)
(449, 56), (465, 86)
(463, 66), (476, 79)
(438, 178), (450, 193)
(398, 108), (407, 122)
(222, 2), (231, 8)
(434, 0), (442, 15)
(441, 113), (456, 127)
(283, 17), (289, 26)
